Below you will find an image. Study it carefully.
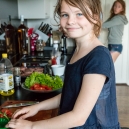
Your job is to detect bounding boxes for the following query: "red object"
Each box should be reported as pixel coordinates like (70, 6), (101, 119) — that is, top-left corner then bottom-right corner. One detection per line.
(30, 33), (39, 51)
(28, 28), (34, 37)
(51, 57), (57, 65)
(1, 109), (13, 118)
(30, 84), (52, 91)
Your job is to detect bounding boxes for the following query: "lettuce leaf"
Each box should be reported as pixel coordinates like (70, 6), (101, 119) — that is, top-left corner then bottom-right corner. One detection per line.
(24, 72), (63, 90)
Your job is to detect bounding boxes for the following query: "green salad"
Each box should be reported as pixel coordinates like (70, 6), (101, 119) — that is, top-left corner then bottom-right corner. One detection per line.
(25, 72), (63, 90)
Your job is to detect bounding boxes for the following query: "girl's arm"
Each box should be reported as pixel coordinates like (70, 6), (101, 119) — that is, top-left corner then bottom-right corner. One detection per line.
(102, 15), (125, 28)
(32, 74), (106, 129)
(36, 94), (61, 111)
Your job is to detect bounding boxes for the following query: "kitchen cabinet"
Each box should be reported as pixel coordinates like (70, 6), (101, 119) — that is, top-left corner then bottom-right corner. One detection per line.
(0, 0), (18, 19)
(17, 0), (50, 19)
(100, 0), (129, 85)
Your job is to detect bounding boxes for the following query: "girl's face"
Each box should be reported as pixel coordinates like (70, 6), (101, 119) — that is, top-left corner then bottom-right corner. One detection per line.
(113, 2), (123, 14)
(60, 1), (94, 39)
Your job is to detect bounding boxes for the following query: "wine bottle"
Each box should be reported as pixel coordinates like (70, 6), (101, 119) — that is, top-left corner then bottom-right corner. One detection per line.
(5, 15), (17, 54)
(17, 15), (28, 54)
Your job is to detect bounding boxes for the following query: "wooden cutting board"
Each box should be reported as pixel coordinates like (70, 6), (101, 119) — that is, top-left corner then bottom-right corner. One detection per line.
(0, 100), (58, 121)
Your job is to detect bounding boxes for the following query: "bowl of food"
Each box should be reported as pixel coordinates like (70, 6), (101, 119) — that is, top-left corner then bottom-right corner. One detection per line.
(21, 72), (63, 93)
(51, 65), (65, 76)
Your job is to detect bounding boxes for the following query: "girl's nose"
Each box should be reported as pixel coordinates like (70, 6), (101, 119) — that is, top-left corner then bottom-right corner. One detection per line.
(67, 16), (76, 25)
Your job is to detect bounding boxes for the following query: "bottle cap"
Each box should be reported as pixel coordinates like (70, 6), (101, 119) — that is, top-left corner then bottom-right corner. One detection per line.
(21, 15), (24, 22)
(2, 53), (7, 58)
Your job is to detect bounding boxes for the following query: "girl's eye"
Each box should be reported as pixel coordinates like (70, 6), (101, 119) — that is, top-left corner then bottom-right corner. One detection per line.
(61, 14), (68, 18)
(77, 13), (83, 16)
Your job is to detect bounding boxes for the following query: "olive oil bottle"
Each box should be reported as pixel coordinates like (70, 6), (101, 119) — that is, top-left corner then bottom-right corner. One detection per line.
(0, 53), (14, 96)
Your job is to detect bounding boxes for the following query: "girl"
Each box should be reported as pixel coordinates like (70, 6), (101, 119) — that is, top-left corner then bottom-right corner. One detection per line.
(102, 0), (128, 62)
(6, 0), (121, 129)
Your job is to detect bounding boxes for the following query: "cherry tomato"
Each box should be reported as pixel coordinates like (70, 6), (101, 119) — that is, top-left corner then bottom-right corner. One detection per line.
(45, 86), (52, 90)
(41, 85), (46, 88)
(33, 83), (40, 90)
(34, 87), (41, 90)
(30, 86), (34, 90)
(41, 85), (52, 90)
(39, 87), (46, 90)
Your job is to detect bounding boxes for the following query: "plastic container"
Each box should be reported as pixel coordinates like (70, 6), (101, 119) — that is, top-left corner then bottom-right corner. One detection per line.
(0, 53), (14, 96)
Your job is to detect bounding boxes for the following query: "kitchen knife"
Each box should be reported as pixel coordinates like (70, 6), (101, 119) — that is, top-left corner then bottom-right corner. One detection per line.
(2, 101), (39, 108)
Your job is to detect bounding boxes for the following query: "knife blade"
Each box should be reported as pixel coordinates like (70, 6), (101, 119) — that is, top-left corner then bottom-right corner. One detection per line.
(2, 101), (39, 108)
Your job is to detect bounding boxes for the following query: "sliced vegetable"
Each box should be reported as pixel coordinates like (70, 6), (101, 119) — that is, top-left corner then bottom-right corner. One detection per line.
(0, 109), (12, 120)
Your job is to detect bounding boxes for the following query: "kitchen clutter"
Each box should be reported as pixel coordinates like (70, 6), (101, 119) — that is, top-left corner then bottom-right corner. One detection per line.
(0, 17), (66, 92)
(0, 17), (68, 57)
(36, 40), (46, 51)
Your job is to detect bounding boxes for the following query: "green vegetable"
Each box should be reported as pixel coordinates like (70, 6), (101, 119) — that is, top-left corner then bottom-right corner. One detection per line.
(24, 72), (63, 90)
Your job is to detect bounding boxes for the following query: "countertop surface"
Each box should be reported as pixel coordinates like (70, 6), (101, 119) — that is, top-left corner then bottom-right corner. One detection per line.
(0, 47), (75, 106)
(0, 84), (61, 105)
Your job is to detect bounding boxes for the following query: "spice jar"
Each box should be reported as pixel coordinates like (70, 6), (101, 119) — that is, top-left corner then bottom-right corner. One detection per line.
(36, 40), (45, 51)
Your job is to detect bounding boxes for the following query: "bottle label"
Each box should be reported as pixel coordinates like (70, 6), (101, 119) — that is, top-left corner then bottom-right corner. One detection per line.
(0, 74), (14, 91)
(14, 75), (21, 86)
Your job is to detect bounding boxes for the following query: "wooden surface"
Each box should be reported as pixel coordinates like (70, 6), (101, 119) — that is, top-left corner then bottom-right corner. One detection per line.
(0, 100), (58, 121)
(0, 85), (128, 127)
(116, 85), (129, 127)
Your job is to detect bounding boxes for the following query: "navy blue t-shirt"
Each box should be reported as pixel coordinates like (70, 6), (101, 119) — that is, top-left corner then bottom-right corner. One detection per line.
(59, 46), (121, 129)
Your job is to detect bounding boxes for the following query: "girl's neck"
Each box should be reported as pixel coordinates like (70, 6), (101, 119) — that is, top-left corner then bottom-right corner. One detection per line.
(75, 33), (96, 50)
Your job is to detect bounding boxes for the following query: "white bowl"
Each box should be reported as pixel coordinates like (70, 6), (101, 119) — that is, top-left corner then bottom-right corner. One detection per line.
(51, 65), (65, 76)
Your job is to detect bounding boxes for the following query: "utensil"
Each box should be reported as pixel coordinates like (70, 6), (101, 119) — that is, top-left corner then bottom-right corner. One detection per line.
(2, 101), (39, 108)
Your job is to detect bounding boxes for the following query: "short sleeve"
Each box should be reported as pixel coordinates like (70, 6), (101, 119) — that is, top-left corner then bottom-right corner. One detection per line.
(83, 49), (111, 79)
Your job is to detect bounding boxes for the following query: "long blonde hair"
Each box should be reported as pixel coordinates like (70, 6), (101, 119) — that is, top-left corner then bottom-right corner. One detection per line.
(54, 0), (102, 37)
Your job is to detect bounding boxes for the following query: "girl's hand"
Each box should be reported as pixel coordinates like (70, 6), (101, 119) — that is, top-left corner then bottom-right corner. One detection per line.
(5, 119), (33, 129)
(12, 105), (39, 119)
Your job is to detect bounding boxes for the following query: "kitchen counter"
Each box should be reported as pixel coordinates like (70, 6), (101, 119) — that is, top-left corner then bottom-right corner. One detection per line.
(0, 84), (61, 105)
(0, 46), (75, 105)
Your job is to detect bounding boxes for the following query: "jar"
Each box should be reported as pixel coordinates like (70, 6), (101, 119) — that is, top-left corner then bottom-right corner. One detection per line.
(36, 40), (45, 51)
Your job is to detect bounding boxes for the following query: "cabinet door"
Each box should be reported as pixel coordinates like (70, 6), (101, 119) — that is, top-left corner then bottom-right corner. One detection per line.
(18, 0), (50, 19)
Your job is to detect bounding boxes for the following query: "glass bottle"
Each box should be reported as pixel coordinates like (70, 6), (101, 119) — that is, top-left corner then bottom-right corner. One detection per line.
(61, 34), (67, 54)
(5, 15), (17, 54)
(14, 67), (21, 87)
(17, 15), (28, 54)
(48, 28), (53, 46)
(0, 53), (14, 96)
